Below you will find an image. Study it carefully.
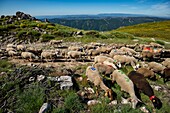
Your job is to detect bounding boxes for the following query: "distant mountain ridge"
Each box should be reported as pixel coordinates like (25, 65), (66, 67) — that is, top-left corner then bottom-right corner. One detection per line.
(36, 13), (170, 31)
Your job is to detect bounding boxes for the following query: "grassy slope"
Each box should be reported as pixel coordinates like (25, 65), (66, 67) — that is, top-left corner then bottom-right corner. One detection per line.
(115, 20), (170, 40)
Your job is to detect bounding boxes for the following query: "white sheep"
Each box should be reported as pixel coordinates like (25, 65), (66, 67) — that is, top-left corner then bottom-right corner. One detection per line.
(110, 70), (140, 109)
(8, 50), (18, 58)
(148, 62), (166, 74)
(86, 66), (113, 100)
(120, 47), (137, 55)
(49, 40), (63, 47)
(21, 52), (38, 61)
(113, 55), (139, 70)
(7, 43), (16, 48)
(109, 49), (127, 58)
(16, 44), (25, 51)
(41, 51), (57, 62)
(6, 47), (15, 52)
(93, 55), (120, 69)
(67, 51), (86, 61)
(162, 59), (170, 68)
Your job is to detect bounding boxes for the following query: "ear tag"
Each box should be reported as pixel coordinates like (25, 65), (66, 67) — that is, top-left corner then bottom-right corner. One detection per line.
(91, 67), (96, 71)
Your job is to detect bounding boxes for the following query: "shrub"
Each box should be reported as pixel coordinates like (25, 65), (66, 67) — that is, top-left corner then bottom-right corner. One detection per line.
(20, 23), (27, 28)
(15, 83), (45, 113)
(29, 22), (38, 27)
(85, 30), (100, 37)
(47, 25), (55, 29)
(41, 34), (55, 42)
(63, 91), (84, 113)
(27, 30), (41, 38)
(7, 24), (17, 29)
(53, 29), (73, 37)
(0, 26), (8, 31)
(110, 32), (134, 39)
(37, 23), (47, 29)
(17, 30), (27, 38)
(155, 40), (165, 45)
(0, 60), (13, 72)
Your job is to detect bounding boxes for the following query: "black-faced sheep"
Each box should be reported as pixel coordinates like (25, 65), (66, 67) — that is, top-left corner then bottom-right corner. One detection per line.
(110, 70), (140, 109)
(137, 67), (156, 80)
(86, 66), (114, 100)
(128, 71), (162, 109)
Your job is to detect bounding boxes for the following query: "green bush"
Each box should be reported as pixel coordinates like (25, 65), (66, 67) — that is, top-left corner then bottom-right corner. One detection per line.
(85, 30), (100, 37)
(54, 91), (84, 113)
(37, 23), (47, 29)
(29, 22), (38, 27)
(7, 24), (17, 29)
(110, 32), (134, 39)
(41, 34), (55, 42)
(15, 83), (45, 113)
(0, 26), (8, 31)
(155, 40), (165, 45)
(20, 23), (27, 28)
(53, 29), (73, 37)
(27, 30), (41, 38)
(17, 30), (27, 38)
(0, 60), (13, 72)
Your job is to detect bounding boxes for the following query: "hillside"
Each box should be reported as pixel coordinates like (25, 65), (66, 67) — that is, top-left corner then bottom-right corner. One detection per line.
(116, 21), (170, 40)
(46, 17), (170, 31)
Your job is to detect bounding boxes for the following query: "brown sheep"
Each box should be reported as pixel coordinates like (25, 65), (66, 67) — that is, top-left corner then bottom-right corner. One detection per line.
(137, 67), (156, 80)
(128, 71), (162, 109)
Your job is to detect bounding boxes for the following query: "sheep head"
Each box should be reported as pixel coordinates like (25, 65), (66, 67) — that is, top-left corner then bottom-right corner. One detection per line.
(150, 96), (162, 109)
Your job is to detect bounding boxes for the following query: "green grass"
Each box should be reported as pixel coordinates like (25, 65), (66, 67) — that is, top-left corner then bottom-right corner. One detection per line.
(115, 20), (170, 40)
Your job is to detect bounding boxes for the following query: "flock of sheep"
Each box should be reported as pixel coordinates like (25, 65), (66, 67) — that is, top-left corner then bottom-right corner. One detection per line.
(1, 39), (170, 111)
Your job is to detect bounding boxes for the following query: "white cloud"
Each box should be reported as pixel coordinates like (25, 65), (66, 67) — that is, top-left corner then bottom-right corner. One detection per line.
(138, 0), (147, 3)
(151, 2), (170, 10)
(150, 2), (170, 16)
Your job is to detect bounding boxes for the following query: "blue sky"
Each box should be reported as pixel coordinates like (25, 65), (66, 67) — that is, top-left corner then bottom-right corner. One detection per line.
(0, 0), (170, 17)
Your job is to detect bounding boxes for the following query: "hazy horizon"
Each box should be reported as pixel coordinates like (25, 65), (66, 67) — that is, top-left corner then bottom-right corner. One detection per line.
(0, 0), (170, 17)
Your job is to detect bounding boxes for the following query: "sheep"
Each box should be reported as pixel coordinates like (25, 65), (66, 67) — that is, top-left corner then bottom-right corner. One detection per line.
(109, 49), (127, 58)
(94, 63), (115, 76)
(21, 52), (38, 61)
(88, 49), (100, 59)
(96, 46), (112, 54)
(68, 46), (84, 52)
(162, 68), (170, 83)
(6, 47), (15, 52)
(85, 66), (114, 100)
(67, 51), (86, 61)
(162, 59), (170, 68)
(128, 71), (162, 109)
(49, 40), (63, 47)
(8, 50), (18, 58)
(93, 55), (120, 70)
(141, 50), (154, 61)
(16, 44), (25, 51)
(148, 62), (166, 74)
(41, 51), (57, 62)
(120, 47), (137, 55)
(113, 55), (138, 70)
(110, 70), (140, 109)
(7, 43), (16, 48)
(137, 67), (156, 80)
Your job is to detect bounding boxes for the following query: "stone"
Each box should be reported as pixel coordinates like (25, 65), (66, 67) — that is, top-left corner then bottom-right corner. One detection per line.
(140, 106), (150, 113)
(47, 77), (59, 81)
(57, 76), (72, 82)
(37, 75), (45, 82)
(38, 103), (51, 113)
(87, 100), (101, 106)
(109, 100), (118, 105)
(60, 81), (73, 90)
(29, 77), (35, 82)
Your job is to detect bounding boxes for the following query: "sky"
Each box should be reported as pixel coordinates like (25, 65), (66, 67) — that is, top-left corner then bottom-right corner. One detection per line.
(0, 0), (170, 17)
